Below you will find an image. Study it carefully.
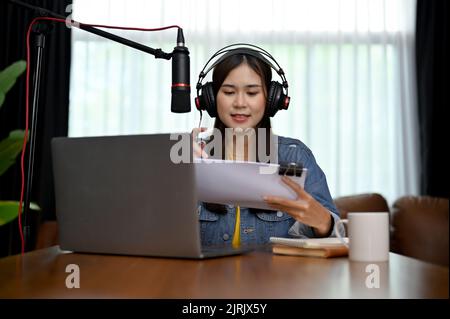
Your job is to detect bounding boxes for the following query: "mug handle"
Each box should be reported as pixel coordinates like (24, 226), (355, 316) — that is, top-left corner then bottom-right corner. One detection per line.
(334, 219), (349, 248)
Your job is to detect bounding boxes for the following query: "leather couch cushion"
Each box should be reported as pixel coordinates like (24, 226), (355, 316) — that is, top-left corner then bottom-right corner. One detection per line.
(391, 196), (449, 267)
(334, 193), (390, 220)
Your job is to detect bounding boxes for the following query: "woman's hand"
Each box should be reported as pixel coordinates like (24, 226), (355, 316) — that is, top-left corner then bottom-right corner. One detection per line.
(191, 127), (209, 159)
(263, 176), (332, 237)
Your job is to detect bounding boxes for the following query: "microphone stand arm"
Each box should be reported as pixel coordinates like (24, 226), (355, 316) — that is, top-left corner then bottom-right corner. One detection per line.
(9, 0), (173, 60)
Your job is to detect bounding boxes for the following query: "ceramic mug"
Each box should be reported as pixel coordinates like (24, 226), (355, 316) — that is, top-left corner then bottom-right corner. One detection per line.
(334, 212), (389, 262)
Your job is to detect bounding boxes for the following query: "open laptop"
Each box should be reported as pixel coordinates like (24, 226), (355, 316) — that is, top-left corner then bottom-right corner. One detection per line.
(51, 133), (253, 259)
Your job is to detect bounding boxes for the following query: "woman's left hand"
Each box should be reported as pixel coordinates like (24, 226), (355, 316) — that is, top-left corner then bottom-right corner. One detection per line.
(263, 176), (332, 237)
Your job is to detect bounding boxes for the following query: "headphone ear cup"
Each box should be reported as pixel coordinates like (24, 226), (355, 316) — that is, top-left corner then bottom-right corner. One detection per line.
(266, 81), (290, 117)
(200, 82), (217, 118)
(266, 81), (284, 117)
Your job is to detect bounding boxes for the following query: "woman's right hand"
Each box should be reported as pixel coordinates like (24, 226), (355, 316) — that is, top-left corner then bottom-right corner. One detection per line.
(191, 127), (209, 159)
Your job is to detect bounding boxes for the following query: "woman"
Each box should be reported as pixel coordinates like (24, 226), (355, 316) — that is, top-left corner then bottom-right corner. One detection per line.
(194, 46), (342, 246)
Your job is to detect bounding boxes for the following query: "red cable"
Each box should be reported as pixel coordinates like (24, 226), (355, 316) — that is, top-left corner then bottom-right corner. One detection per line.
(18, 17), (180, 254)
(78, 23), (180, 32)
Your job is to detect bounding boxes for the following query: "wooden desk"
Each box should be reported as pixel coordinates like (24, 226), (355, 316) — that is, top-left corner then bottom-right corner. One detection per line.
(0, 246), (447, 298)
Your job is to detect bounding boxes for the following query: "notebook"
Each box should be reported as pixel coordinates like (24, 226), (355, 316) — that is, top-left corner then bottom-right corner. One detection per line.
(271, 244), (348, 258)
(51, 133), (253, 259)
(269, 236), (349, 248)
(270, 237), (349, 258)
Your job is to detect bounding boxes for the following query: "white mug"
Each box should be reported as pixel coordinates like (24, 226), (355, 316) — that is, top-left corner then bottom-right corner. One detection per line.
(334, 212), (390, 262)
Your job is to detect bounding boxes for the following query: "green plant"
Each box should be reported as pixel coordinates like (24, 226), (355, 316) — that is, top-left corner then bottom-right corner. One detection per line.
(0, 60), (34, 226)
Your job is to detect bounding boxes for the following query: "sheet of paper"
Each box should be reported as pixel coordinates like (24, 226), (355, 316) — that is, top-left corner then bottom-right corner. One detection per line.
(194, 158), (307, 210)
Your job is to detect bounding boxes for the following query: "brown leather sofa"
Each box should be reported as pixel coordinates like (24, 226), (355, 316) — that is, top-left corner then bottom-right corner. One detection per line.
(333, 193), (449, 267)
(390, 196), (449, 267)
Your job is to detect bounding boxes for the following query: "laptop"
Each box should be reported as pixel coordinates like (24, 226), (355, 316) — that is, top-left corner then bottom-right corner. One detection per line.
(51, 133), (253, 259)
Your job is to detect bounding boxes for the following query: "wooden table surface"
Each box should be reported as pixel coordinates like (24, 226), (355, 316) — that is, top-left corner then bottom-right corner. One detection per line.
(0, 246), (447, 298)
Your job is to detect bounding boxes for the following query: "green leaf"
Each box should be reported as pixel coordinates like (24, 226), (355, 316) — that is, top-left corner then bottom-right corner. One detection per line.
(0, 60), (26, 109)
(0, 201), (21, 226)
(0, 130), (26, 176)
(0, 201), (41, 226)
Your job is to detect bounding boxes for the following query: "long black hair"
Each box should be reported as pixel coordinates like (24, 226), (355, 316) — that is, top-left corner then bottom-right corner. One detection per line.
(204, 53), (274, 214)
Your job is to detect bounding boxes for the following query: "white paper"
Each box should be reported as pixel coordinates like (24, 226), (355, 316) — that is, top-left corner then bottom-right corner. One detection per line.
(194, 158), (307, 210)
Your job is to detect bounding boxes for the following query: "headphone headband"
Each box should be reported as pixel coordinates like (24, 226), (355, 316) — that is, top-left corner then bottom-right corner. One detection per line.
(197, 43), (288, 92)
(195, 43), (291, 118)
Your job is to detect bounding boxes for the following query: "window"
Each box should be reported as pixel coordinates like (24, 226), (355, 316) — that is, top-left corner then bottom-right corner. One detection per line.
(70, 0), (419, 203)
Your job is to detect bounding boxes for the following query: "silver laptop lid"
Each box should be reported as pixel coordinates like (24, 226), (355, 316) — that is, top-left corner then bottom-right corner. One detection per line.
(52, 133), (201, 258)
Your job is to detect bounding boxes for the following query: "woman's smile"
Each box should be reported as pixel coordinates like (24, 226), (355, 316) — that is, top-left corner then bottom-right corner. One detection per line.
(231, 113), (251, 123)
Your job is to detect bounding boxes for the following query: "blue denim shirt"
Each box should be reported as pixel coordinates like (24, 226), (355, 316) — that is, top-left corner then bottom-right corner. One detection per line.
(198, 135), (343, 246)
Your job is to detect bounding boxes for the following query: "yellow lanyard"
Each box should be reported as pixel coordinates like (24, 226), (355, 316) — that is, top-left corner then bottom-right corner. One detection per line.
(232, 206), (241, 248)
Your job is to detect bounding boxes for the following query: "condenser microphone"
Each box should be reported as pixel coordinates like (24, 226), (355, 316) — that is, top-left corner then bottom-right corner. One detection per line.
(171, 28), (191, 113)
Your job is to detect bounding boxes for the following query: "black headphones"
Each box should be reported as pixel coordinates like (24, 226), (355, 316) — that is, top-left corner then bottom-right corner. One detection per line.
(195, 43), (290, 118)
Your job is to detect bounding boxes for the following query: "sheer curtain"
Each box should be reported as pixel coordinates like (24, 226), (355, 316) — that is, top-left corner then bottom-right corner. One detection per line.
(69, 0), (419, 204)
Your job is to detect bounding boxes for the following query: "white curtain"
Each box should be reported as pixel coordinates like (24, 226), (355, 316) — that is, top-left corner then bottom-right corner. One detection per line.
(69, 0), (419, 204)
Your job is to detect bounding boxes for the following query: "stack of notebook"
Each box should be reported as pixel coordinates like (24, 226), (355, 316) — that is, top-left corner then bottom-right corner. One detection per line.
(270, 237), (349, 258)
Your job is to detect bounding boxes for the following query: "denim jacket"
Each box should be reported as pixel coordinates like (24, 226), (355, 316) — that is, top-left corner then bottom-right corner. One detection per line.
(198, 135), (344, 246)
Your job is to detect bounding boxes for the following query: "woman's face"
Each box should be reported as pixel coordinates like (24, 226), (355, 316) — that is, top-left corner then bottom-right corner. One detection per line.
(216, 63), (266, 129)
